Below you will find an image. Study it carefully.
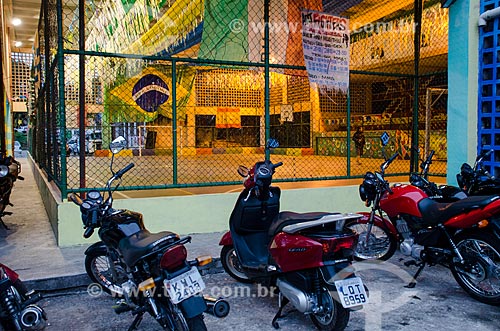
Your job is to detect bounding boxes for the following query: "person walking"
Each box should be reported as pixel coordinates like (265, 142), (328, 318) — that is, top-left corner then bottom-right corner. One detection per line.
(352, 126), (366, 165)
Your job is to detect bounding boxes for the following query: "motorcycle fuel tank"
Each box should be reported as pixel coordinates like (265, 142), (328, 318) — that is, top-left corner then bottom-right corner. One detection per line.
(99, 209), (145, 246)
(380, 184), (427, 218)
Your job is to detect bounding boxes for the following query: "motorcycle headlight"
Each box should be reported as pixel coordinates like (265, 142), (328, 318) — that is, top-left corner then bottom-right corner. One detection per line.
(359, 172), (377, 203)
(0, 165), (9, 177)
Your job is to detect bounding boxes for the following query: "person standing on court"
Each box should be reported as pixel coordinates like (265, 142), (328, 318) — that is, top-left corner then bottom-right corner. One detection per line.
(352, 126), (365, 165)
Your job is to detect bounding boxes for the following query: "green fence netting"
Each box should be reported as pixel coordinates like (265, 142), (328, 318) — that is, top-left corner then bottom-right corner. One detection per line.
(30, 0), (448, 196)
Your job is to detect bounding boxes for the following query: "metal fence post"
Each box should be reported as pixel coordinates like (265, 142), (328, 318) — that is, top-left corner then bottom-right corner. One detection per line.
(56, 0), (67, 197)
(172, 59), (178, 185)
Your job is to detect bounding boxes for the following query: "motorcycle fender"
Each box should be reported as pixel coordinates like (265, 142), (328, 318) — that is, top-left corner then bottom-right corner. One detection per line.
(219, 231), (233, 246)
(357, 211), (398, 238)
(320, 262), (354, 285)
(179, 294), (208, 319)
(0, 263), (19, 282)
(84, 241), (107, 255)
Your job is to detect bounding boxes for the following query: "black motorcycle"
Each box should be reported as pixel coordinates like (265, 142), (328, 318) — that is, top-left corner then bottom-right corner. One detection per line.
(456, 149), (500, 196)
(0, 263), (47, 331)
(409, 149), (500, 201)
(409, 149), (467, 202)
(0, 153), (24, 229)
(70, 136), (229, 331)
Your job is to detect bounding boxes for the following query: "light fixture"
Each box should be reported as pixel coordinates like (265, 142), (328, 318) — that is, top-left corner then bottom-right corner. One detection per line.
(12, 18), (22, 26)
(15, 41), (22, 47)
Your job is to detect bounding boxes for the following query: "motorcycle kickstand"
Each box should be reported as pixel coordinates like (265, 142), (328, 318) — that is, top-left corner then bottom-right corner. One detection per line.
(0, 217), (9, 230)
(271, 294), (289, 329)
(127, 312), (144, 331)
(405, 262), (426, 288)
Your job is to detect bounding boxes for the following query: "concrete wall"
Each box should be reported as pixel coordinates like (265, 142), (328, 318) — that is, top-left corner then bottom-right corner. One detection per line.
(28, 155), (60, 241)
(447, 0), (480, 185)
(56, 184), (364, 246)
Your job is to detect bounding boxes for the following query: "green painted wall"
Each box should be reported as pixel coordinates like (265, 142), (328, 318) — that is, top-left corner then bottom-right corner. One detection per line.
(57, 185), (364, 246)
(447, 0), (480, 185)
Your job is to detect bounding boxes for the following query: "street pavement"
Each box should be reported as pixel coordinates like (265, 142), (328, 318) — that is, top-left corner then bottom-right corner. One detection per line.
(39, 258), (499, 331)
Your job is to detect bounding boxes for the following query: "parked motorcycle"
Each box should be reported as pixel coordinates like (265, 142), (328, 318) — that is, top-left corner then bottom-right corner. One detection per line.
(0, 263), (47, 331)
(70, 136), (229, 331)
(0, 153), (24, 230)
(409, 149), (467, 202)
(219, 139), (368, 330)
(346, 152), (500, 305)
(456, 149), (500, 196)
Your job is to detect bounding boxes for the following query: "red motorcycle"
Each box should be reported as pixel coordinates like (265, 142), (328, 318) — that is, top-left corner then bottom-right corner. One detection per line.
(346, 153), (500, 305)
(219, 140), (368, 330)
(0, 263), (47, 331)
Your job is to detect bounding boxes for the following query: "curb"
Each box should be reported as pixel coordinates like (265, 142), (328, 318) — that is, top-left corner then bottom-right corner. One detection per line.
(25, 258), (224, 292)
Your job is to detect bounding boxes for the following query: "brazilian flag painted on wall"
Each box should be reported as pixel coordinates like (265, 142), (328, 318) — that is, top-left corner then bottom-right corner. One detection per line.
(105, 66), (195, 123)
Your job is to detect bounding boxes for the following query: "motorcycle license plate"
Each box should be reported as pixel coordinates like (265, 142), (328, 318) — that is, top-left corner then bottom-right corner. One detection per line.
(164, 267), (206, 304)
(334, 277), (368, 308)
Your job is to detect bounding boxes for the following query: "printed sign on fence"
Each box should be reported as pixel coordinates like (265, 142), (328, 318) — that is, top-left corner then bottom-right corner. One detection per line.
(301, 10), (350, 92)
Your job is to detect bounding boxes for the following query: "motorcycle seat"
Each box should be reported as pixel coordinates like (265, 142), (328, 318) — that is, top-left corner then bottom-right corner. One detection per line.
(418, 195), (500, 225)
(268, 211), (339, 237)
(119, 230), (179, 267)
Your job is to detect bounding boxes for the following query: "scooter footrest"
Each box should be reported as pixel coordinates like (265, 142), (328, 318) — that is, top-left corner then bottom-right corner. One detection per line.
(113, 302), (133, 314)
(244, 264), (267, 272)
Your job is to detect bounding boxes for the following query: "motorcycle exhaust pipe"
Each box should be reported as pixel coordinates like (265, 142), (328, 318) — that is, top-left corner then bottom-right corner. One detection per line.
(20, 305), (47, 331)
(204, 296), (230, 318)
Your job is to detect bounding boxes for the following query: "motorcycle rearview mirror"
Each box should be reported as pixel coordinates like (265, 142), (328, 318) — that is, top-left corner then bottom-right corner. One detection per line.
(237, 165), (249, 177)
(109, 136), (127, 175)
(110, 136), (127, 155)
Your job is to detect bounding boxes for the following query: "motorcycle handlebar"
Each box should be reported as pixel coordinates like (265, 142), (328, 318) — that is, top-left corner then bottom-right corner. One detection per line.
(69, 193), (83, 206)
(115, 163), (135, 178)
(83, 227), (94, 238)
(382, 152), (399, 172)
(273, 162), (283, 169)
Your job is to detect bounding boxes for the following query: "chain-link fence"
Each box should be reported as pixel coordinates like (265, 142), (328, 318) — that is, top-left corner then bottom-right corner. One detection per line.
(31, 0), (449, 197)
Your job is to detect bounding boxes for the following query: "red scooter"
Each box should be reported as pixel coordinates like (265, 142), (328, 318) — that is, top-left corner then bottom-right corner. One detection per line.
(346, 152), (500, 305)
(219, 140), (367, 330)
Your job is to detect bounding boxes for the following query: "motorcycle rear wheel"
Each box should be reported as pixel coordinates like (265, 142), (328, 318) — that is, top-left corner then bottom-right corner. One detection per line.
(450, 231), (500, 305)
(220, 245), (252, 283)
(345, 219), (397, 261)
(166, 302), (207, 331)
(85, 250), (128, 296)
(310, 290), (350, 331)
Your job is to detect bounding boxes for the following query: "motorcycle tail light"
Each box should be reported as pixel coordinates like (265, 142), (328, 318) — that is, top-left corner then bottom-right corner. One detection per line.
(160, 245), (187, 270)
(320, 235), (359, 256)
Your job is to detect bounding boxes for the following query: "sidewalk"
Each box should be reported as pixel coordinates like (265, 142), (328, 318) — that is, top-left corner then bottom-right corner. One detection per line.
(0, 155), (225, 291)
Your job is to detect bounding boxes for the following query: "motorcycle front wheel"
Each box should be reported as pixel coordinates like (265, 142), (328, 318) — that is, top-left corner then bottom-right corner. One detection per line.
(345, 219), (397, 261)
(450, 231), (500, 305)
(85, 250), (128, 296)
(220, 245), (252, 283)
(310, 289), (350, 331)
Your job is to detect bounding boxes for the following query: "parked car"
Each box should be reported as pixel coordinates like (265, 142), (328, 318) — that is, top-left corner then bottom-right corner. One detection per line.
(14, 126), (28, 134)
(67, 136), (96, 155)
(14, 141), (22, 152)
